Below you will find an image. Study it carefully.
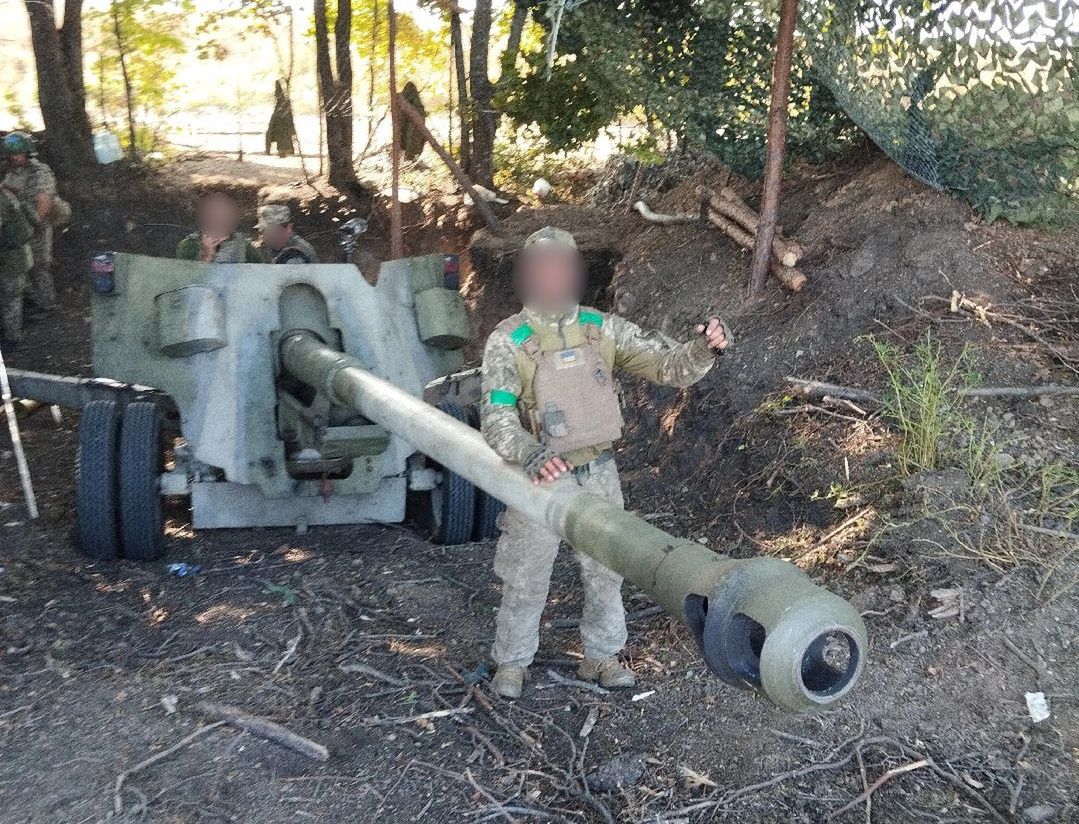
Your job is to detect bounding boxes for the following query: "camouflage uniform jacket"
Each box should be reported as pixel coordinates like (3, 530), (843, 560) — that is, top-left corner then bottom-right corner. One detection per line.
(2, 158), (57, 224)
(0, 189), (33, 267)
(481, 305), (715, 468)
(262, 232), (320, 263)
(176, 232), (262, 263)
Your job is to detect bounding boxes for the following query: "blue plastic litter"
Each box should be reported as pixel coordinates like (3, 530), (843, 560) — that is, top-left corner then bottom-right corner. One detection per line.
(165, 562), (201, 577)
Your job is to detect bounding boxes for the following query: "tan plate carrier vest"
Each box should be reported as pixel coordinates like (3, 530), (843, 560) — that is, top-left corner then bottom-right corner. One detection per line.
(511, 311), (624, 455)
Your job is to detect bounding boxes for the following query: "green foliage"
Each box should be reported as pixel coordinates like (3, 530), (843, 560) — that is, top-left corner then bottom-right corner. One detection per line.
(87, 1), (191, 143)
(500, 1), (860, 176)
(868, 332), (981, 477)
(1, 89), (31, 131)
(492, 123), (599, 191)
(350, 1), (449, 107)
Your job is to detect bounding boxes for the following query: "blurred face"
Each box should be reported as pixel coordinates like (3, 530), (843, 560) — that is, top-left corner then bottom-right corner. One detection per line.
(514, 245), (585, 315)
(9, 153), (28, 167)
(196, 193), (241, 238)
(261, 222), (292, 250)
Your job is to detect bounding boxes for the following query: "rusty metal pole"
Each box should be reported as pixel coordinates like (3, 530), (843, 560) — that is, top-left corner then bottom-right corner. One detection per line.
(749, 0), (799, 299)
(388, 0), (403, 260)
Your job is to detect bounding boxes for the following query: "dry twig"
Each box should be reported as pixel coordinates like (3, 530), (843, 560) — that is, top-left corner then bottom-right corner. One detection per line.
(196, 701), (330, 761)
(114, 721), (226, 815)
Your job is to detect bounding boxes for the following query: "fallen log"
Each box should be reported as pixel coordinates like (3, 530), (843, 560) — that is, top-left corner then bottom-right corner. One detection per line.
(717, 186), (805, 263)
(697, 185), (804, 266)
(196, 701), (330, 761)
(785, 377), (1079, 405)
(705, 208), (807, 292)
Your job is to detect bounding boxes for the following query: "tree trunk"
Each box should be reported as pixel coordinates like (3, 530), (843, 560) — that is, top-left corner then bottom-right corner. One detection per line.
(314, 0), (361, 194)
(59, 0), (90, 146)
(449, 9), (470, 173)
(368, 0), (378, 142)
(110, 3), (137, 157)
(469, 0), (495, 187)
(500, 0), (527, 80)
(23, 0), (96, 179)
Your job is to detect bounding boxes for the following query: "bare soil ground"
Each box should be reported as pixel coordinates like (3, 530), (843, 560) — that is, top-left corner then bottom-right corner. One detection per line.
(1, 149), (1076, 824)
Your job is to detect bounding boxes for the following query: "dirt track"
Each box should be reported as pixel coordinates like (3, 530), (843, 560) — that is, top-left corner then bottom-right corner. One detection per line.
(1, 153), (1076, 823)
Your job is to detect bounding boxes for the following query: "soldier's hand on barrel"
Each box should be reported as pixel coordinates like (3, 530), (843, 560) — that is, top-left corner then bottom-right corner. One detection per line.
(697, 317), (729, 351)
(534, 455), (572, 485)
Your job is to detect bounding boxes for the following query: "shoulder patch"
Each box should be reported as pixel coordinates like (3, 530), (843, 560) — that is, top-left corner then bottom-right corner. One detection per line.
(509, 323), (535, 347)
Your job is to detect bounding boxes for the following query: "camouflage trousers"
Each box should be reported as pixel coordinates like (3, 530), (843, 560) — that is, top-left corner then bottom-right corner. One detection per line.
(26, 224), (55, 309)
(0, 248), (29, 342)
(491, 456), (627, 667)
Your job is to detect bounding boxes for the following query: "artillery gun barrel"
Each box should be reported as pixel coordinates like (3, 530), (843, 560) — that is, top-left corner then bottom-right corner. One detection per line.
(279, 330), (866, 713)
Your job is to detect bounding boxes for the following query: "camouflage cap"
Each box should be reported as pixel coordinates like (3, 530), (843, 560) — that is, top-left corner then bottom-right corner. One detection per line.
(523, 226), (577, 250)
(256, 203), (291, 228)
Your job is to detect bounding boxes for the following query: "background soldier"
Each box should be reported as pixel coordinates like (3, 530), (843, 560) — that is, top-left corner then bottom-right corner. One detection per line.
(265, 79), (299, 158)
(0, 186), (34, 348)
(256, 203), (319, 263)
(176, 191), (261, 263)
(480, 226), (730, 699)
(2, 132), (57, 316)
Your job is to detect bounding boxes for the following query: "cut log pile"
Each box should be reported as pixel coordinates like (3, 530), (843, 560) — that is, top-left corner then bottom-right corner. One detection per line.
(696, 185), (807, 292)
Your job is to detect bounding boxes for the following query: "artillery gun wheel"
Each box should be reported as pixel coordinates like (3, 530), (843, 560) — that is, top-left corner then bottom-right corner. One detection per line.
(118, 402), (167, 561)
(75, 400), (121, 560)
(430, 402), (476, 545)
(468, 406), (505, 541)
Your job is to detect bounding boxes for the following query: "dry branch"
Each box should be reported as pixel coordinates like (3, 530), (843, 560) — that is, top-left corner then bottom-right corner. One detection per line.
(114, 721), (227, 815)
(396, 95), (500, 232)
(928, 292), (1078, 373)
(785, 377), (1079, 405)
(704, 208), (807, 292)
(633, 200), (698, 225)
(196, 701), (330, 761)
(827, 759), (930, 820)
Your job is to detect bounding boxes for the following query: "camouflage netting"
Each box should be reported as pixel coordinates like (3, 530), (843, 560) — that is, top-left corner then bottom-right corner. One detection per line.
(531, 0), (1078, 226)
(803, 0), (1079, 225)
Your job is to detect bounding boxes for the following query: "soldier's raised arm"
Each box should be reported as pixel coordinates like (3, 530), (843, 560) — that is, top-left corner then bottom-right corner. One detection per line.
(607, 313), (728, 387)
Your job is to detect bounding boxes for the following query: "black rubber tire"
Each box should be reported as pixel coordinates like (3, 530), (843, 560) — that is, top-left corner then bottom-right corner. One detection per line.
(75, 400), (121, 561)
(468, 406), (505, 541)
(431, 402), (476, 545)
(118, 402), (166, 561)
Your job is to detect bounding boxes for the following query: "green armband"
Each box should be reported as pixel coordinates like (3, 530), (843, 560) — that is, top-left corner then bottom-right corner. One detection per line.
(489, 389), (518, 407)
(579, 310), (603, 327)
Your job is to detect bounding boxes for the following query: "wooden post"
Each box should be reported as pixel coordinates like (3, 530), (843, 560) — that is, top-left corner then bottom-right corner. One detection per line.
(396, 96), (501, 233)
(388, 0), (403, 260)
(749, 0), (799, 299)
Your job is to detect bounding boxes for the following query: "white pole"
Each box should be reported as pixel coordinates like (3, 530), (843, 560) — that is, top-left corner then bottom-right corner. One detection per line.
(0, 345), (38, 519)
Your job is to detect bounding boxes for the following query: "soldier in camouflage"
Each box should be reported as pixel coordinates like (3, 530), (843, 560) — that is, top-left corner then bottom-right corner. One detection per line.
(480, 226), (730, 699)
(0, 186), (34, 347)
(176, 191), (262, 263)
(256, 203), (320, 264)
(2, 132), (58, 314)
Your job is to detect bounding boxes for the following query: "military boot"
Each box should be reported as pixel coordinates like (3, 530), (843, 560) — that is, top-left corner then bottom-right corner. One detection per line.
(578, 657), (636, 689)
(491, 665), (527, 699)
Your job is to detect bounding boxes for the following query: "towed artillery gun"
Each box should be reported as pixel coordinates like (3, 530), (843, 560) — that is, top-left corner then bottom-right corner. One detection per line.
(8, 250), (867, 713)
